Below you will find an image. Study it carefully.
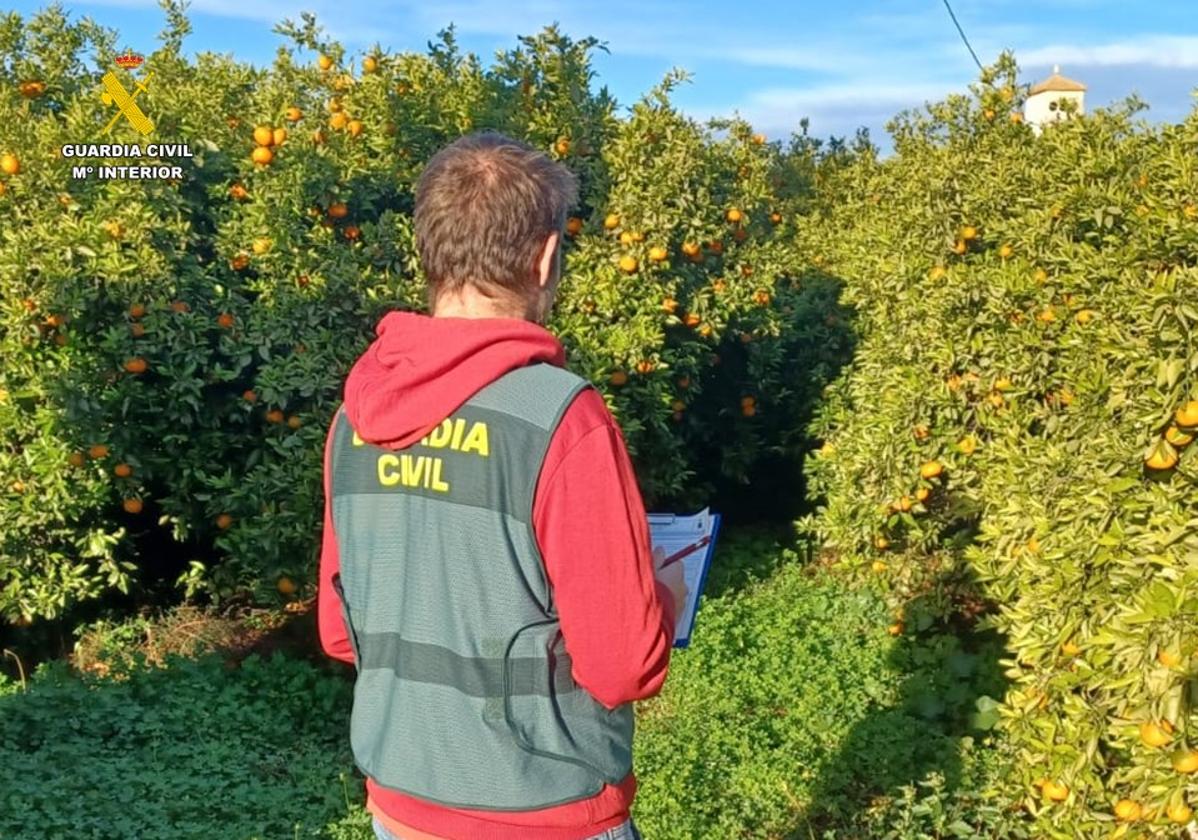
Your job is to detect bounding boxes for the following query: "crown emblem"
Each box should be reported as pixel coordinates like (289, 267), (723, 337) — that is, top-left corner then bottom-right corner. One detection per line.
(115, 50), (144, 70)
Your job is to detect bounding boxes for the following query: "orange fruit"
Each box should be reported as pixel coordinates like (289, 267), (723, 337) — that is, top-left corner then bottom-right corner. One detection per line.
(1165, 426), (1194, 448)
(272, 127), (287, 146)
(915, 487), (930, 503)
(960, 225), (978, 241)
(230, 254), (249, 271)
(122, 498), (143, 514)
(1061, 640), (1081, 656)
(253, 125), (274, 146)
(603, 213), (620, 230)
(1167, 801), (1193, 824)
(1157, 648), (1181, 668)
(68, 452), (86, 468)
(126, 302), (147, 320)
(740, 395), (756, 409)
(681, 241), (701, 257)
(635, 360), (655, 375)
(887, 621), (903, 636)
(619, 231), (634, 246)
(348, 120), (364, 137)
(661, 297), (678, 313)
(958, 436), (977, 455)
(565, 217), (583, 237)
(113, 463), (132, 478)
(554, 137), (570, 155)
(251, 146), (273, 165)
(252, 237), (271, 255)
(216, 513), (234, 530)
(1114, 800), (1143, 822)
(1145, 441), (1179, 471)
(1140, 721), (1172, 748)
(328, 202), (349, 219)
(88, 444), (109, 459)
(242, 389), (258, 403)
(753, 290), (771, 306)
(363, 55), (379, 73)
(277, 576), (298, 596)
(317, 54), (333, 71)
(123, 357), (148, 374)
(217, 313), (235, 329)
(609, 370), (628, 386)
(726, 207), (743, 224)
(265, 409), (285, 424)
(0, 153), (20, 175)
(619, 255), (638, 273)
(733, 228), (747, 242)
(1174, 400), (1198, 428)
(19, 80), (46, 98)
(707, 239), (724, 255)
(1033, 268), (1048, 283)
(229, 183), (248, 200)
(1042, 781), (1069, 802)
(897, 496), (912, 512)
(683, 313), (701, 328)
(1075, 309), (1095, 324)
(913, 424), (930, 440)
(287, 415), (303, 429)
(671, 399), (685, 412)
(919, 460), (943, 479)
(952, 239), (967, 255)
(343, 225), (361, 241)
(769, 211), (782, 225)
(649, 246), (668, 262)
(698, 324), (713, 338)
(329, 112), (349, 130)
(1172, 750), (1198, 773)
(871, 560), (887, 573)
(751, 133), (765, 145)
(285, 106), (303, 122)
(998, 244), (1013, 258)
(875, 536), (890, 551)
(741, 402), (755, 416)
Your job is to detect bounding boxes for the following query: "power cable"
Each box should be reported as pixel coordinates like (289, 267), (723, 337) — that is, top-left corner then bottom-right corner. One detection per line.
(940, 0), (984, 71)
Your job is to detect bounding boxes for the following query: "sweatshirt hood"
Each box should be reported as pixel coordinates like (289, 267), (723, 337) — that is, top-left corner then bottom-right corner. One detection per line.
(343, 311), (566, 449)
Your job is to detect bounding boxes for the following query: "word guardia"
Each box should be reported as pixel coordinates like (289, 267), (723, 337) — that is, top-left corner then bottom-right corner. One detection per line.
(63, 144), (193, 181)
(353, 418), (490, 494)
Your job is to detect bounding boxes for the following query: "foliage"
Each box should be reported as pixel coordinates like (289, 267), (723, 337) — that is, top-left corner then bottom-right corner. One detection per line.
(798, 51), (1198, 837)
(0, 651), (358, 839)
(0, 5), (847, 623)
(0, 531), (1018, 839)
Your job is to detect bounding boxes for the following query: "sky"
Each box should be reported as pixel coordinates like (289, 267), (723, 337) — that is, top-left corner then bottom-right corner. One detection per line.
(7, 0), (1198, 148)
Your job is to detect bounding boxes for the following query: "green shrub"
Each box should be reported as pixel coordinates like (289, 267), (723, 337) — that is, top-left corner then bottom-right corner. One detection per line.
(798, 52), (1198, 837)
(0, 5), (844, 624)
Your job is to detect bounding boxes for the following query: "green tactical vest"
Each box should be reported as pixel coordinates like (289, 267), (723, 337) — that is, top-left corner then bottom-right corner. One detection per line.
(328, 362), (635, 811)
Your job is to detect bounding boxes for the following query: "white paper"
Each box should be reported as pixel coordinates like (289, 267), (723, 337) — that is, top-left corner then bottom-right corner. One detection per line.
(647, 507), (716, 643)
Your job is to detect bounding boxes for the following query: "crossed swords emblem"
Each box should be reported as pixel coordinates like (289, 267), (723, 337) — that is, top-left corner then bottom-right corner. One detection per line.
(99, 70), (155, 137)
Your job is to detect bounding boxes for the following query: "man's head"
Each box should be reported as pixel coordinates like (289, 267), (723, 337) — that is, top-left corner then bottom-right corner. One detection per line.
(414, 131), (579, 323)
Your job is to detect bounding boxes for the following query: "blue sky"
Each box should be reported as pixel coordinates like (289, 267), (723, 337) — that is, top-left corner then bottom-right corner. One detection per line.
(8, 1), (1198, 146)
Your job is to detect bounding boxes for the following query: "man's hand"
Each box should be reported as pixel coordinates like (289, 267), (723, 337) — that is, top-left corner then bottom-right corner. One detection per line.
(653, 546), (689, 618)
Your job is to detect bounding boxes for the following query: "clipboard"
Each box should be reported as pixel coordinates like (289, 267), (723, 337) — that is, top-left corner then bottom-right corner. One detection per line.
(647, 508), (722, 648)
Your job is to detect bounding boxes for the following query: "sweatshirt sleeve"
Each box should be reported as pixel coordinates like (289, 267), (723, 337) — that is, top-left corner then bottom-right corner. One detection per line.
(532, 387), (677, 710)
(318, 410), (356, 665)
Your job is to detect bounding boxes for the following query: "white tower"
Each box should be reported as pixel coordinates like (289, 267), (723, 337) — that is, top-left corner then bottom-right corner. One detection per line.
(1025, 65), (1086, 135)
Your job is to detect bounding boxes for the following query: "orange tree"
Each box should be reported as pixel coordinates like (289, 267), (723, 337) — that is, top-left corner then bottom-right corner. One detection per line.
(798, 53), (1198, 837)
(0, 6), (844, 623)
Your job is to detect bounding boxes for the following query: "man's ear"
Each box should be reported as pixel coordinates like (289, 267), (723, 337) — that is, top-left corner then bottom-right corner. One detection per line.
(537, 231), (561, 289)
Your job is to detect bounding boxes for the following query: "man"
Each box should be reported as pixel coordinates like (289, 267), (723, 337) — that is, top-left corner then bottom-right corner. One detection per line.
(318, 131), (688, 840)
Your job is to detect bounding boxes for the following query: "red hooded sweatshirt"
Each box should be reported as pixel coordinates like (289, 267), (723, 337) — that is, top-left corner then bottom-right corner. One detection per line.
(318, 311), (677, 840)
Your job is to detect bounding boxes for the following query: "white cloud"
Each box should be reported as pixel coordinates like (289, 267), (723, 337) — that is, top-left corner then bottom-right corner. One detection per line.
(1019, 36), (1198, 69)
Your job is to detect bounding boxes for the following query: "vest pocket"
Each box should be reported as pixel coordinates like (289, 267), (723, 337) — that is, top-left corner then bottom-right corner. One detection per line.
(502, 619), (634, 785)
(331, 572), (362, 668)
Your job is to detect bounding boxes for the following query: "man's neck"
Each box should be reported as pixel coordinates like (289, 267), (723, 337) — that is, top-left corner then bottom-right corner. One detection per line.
(432, 290), (539, 322)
